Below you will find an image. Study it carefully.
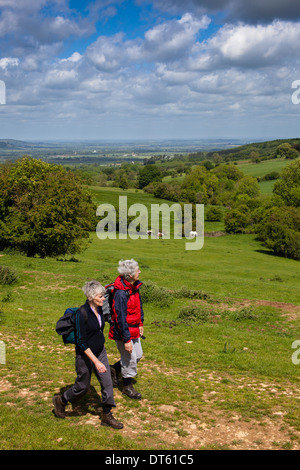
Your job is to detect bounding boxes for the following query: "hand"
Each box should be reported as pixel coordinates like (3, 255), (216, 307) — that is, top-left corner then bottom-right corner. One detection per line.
(94, 359), (107, 374)
(139, 326), (144, 337)
(124, 341), (133, 354)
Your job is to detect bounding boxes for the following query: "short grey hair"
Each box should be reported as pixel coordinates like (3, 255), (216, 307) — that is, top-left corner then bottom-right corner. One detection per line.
(118, 259), (139, 281)
(82, 280), (105, 300)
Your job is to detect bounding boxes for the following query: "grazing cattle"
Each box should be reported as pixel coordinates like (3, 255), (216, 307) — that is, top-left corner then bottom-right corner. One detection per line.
(157, 231), (164, 238)
(147, 230), (153, 236)
(189, 231), (198, 238)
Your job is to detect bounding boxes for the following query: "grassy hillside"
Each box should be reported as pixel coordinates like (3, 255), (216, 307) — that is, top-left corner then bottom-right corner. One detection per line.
(0, 186), (299, 450)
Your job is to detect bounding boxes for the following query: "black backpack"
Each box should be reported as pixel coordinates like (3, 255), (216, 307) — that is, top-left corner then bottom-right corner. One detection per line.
(102, 283), (129, 325)
(55, 305), (88, 345)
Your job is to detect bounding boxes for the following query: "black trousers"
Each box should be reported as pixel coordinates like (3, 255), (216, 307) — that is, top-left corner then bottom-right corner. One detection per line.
(63, 346), (116, 410)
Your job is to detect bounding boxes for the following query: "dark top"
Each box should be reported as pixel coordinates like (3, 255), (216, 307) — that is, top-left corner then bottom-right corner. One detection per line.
(75, 301), (105, 357)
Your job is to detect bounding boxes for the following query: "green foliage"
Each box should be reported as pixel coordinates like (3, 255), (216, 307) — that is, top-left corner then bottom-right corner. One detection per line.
(206, 206), (223, 222)
(178, 304), (211, 324)
(174, 285), (212, 301)
(138, 165), (162, 189)
(0, 157), (96, 258)
(276, 143), (300, 160)
(0, 265), (17, 285)
(256, 206), (300, 260)
(273, 158), (300, 207)
(140, 280), (173, 307)
(224, 205), (252, 234)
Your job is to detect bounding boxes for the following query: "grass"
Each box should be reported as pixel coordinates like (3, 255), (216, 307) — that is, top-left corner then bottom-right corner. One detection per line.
(0, 186), (299, 450)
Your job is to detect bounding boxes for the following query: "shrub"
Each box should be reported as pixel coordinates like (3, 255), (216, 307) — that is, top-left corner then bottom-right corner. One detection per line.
(141, 280), (173, 307)
(206, 206), (223, 222)
(230, 306), (258, 322)
(178, 305), (210, 324)
(224, 205), (252, 233)
(174, 285), (212, 301)
(256, 206), (300, 260)
(0, 265), (17, 285)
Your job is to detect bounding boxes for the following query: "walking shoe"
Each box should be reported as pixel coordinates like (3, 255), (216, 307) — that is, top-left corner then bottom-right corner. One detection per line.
(110, 365), (119, 387)
(52, 395), (66, 419)
(122, 384), (142, 399)
(101, 412), (124, 429)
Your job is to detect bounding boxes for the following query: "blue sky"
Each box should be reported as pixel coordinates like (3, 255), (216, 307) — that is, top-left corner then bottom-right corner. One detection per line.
(1, 0), (300, 142)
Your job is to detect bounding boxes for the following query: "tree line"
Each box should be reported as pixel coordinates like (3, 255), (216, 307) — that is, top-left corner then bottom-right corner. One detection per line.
(0, 149), (299, 260)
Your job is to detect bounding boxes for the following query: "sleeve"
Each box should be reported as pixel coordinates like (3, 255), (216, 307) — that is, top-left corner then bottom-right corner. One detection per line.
(113, 290), (131, 343)
(75, 307), (89, 352)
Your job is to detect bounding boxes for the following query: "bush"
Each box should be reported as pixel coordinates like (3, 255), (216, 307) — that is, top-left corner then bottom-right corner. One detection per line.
(178, 305), (210, 324)
(206, 206), (223, 222)
(256, 206), (300, 260)
(141, 280), (173, 307)
(0, 265), (17, 285)
(224, 205), (252, 233)
(229, 306), (259, 322)
(174, 285), (212, 301)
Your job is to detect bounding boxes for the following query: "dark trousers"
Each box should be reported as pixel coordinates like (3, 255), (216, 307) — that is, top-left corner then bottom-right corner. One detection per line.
(63, 346), (115, 410)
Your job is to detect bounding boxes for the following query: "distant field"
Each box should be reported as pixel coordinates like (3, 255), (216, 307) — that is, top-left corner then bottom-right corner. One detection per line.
(237, 158), (288, 178)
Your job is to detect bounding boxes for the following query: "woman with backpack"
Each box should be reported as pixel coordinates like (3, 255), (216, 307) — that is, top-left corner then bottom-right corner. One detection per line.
(109, 259), (144, 399)
(52, 280), (123, 429)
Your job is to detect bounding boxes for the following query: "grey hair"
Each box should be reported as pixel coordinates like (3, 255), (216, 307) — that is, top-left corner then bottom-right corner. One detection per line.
(118, 259), (139, 281)
(82, 280), (105, 300)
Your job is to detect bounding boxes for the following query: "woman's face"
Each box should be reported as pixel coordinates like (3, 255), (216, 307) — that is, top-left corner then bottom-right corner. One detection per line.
(92, 293), (104, 307)
(130, 266), (141, 283)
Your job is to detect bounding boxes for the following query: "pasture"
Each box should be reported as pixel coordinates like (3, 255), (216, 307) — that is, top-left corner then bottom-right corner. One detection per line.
(0, 186), (299, 450)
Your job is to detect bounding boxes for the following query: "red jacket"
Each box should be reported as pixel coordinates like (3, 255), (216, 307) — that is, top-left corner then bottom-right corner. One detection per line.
(108, 275), (144, 343)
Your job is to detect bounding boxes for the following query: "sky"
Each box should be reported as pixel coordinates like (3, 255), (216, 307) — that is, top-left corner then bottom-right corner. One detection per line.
(0, 0), (300, 142)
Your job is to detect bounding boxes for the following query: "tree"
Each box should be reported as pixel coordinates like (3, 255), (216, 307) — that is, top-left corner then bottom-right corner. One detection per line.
(273, 158), (300, 207)
(256, 206), (300, 260)
(138, 165), (162, 189)
(276, 143), (299, 160)
(0, 157), (96, 257)
(224, 205), (252, 233)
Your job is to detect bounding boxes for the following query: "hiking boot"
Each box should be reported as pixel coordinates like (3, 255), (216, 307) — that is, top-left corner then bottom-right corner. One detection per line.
(122, 384), (142, 399)
(52, 395), (66, 419)
(101, 412), (124, 429)
(110, 365), (119, 387)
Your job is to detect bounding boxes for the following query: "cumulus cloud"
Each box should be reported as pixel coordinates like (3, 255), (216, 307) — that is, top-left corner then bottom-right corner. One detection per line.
(1, 1), (300, 140)
(149, 0), (300, 22)
(194, 20), (300, 69)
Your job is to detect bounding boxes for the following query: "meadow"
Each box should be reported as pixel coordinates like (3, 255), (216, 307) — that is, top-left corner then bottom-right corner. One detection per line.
(0, 184), (299, 451)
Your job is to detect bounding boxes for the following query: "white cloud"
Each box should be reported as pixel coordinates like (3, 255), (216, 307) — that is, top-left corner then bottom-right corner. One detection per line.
(44, 69), (78, 88)
(0, 57), (19, 69)
(208, 21), (300, 67)
(1, 3), (300, 140)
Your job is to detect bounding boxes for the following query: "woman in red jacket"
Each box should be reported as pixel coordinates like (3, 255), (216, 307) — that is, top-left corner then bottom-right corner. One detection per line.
(109, 259), (144, 399)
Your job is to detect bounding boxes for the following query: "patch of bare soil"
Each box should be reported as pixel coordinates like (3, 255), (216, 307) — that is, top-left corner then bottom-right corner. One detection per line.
(215, 298), (300, 320)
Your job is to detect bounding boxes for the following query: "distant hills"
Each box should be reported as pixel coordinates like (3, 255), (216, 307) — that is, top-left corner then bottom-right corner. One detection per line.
(0, 137), (299, 163)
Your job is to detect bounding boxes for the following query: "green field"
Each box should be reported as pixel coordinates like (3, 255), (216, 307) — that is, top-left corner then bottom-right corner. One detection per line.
(0, 186), (299, 450)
